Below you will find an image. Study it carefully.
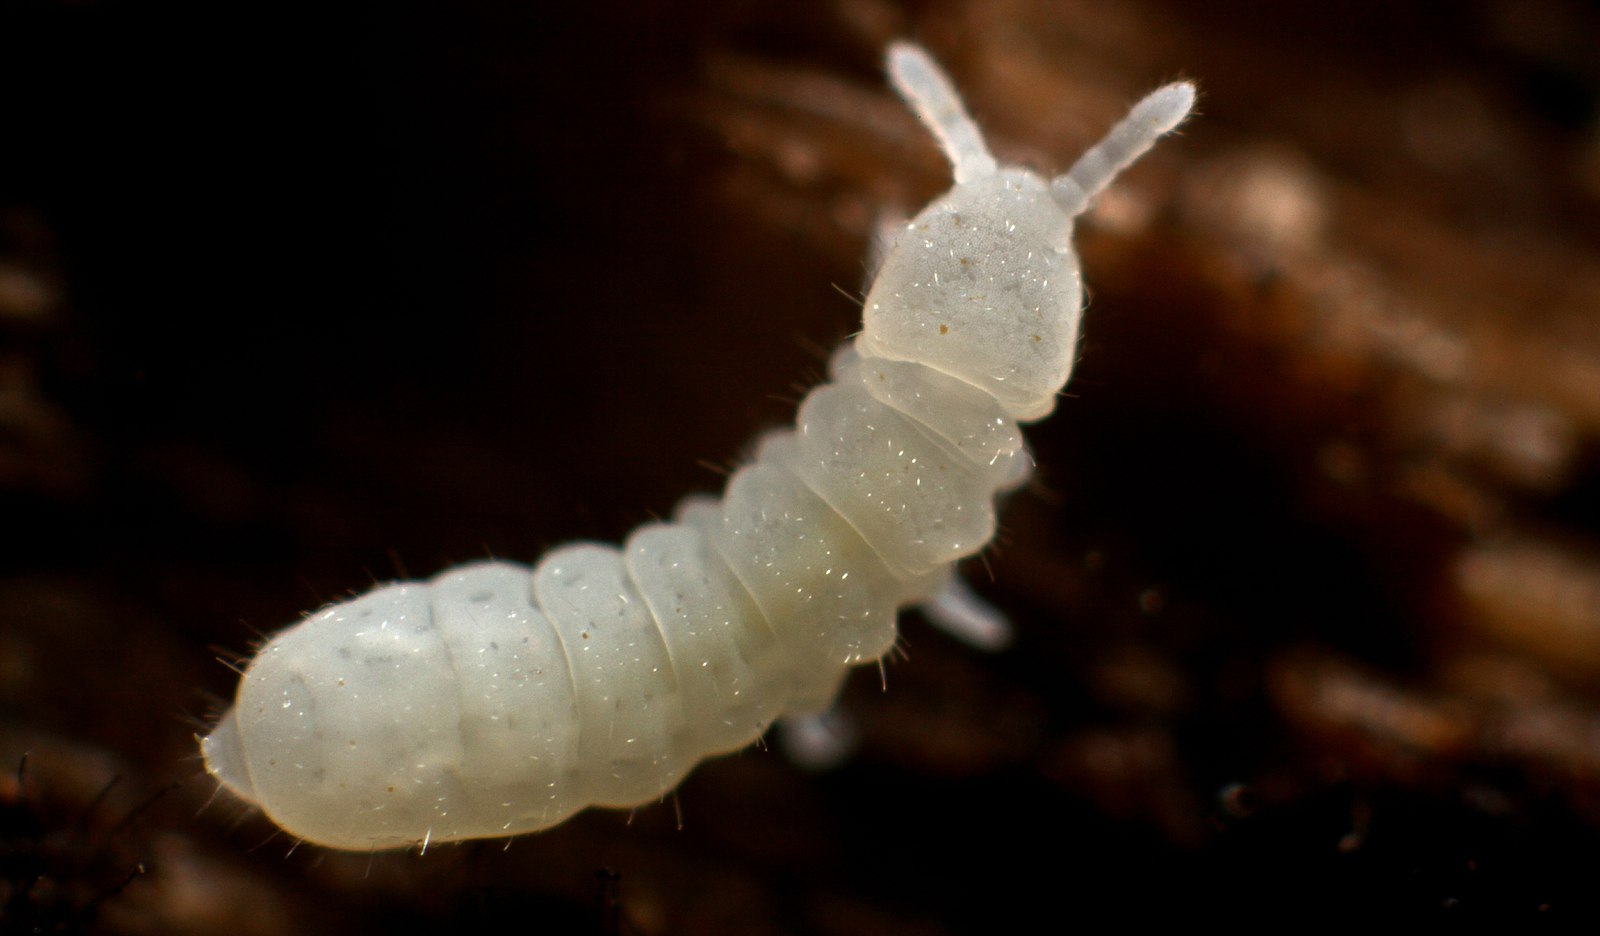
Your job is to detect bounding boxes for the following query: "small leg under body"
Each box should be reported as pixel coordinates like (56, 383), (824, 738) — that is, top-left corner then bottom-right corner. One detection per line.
(917, 572), (1013, 651)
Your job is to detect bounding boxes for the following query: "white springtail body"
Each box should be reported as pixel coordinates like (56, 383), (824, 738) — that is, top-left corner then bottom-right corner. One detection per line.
(199, 42), (1195, 851)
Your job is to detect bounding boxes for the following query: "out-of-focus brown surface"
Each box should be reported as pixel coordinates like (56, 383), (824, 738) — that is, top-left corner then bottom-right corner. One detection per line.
(3, 0), (1598, 931)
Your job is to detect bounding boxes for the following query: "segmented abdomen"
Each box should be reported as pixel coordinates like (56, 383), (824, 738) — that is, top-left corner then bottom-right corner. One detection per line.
(202, 347), (1025, 850)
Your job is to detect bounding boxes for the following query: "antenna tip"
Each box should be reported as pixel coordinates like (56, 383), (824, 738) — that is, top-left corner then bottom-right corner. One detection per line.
(1138, 82), (1198, 135)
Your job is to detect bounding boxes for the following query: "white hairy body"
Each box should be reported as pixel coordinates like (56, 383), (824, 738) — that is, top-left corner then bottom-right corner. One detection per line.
(200, 42), (1195, 851)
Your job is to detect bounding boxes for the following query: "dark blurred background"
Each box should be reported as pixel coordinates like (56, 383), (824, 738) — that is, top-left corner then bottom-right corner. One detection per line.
(2, 0), (1599, 932)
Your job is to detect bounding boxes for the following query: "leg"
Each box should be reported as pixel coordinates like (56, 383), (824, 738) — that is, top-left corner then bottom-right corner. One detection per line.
(777, 709), (858, 770)
(918, 571), (1013, 651)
